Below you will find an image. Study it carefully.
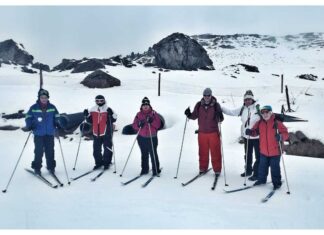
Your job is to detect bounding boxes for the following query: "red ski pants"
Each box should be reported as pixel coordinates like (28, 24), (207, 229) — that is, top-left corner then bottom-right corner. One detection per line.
(198, 132), (222, 173)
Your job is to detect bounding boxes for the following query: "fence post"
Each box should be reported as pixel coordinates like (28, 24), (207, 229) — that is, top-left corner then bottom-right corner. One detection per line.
(285, 85), (292, 112)
(158, 73), (161, 96)
(281, 74), (284, 94)
(39, 68), (43, 89)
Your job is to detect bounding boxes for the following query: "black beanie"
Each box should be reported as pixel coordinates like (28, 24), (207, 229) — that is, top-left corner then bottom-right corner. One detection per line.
(142, 97), (150, 106)
(38, 89), (49, 98)
(95, 95), (105, 100)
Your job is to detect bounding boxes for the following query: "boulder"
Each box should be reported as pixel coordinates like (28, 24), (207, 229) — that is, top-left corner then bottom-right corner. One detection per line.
(21, 66), (37, 74)
(81, 70), (121, 88)
(152, 33), (214, 71)
(297, 74), (318, 81)
(71, 59), (105, 73)
(0, 39), (34, 65)
(238, 64), (259, 73)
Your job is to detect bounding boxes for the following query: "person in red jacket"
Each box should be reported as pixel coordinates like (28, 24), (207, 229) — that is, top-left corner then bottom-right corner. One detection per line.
(184, 88), (224, 175)
(245, 105), (289, 190)
(83, 95), (117, 170)
(132, 97), (161, 176)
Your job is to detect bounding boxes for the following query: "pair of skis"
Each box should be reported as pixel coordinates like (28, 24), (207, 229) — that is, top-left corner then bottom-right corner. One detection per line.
(25, 168), (64, 189)
(224, 184), (277, 203)
(70, 168), (108, 182)
(181, 168), (221, 191)
(121, 168), (163, 188)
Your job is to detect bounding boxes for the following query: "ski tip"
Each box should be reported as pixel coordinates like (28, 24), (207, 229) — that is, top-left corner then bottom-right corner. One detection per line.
(53, 185), (59, 189)
(2, 190), (7, 193)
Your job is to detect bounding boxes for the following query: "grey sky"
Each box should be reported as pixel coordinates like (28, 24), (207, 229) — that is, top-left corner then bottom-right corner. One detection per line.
(0, 6), (323, 67)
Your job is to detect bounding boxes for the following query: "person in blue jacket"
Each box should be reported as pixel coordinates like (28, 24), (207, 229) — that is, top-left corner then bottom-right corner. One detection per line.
(23, 89), (61, 175)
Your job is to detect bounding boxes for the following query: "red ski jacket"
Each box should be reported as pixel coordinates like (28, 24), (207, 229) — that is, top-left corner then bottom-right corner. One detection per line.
(87, 104), (116, 137)
(251, 114), (289, 157)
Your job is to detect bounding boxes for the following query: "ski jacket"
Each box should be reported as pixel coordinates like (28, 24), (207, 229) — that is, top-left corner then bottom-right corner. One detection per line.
(251, 114), (289, 157)
(132, 108), (161, 138)
(188, 96), (224, 134)
(25, 101), (60, 136)
(222, 103), (260, 139)
(86, 104), (117, 137)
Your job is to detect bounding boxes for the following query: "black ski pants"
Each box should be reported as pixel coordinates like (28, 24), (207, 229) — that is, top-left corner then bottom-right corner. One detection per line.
(137, 135), (160, 174)
(93, 134), (113, 167)
(32, 135), (56, 171)
(243, 138), (260, 176)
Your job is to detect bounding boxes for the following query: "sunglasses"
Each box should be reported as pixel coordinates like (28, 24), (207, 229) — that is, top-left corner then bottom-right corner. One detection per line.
(204, 95), (211, 97)
(95, 99), (105, 103)
(261, 110), (270, 114)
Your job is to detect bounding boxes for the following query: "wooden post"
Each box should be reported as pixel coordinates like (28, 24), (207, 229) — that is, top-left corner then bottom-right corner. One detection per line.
(285, 85), (292, 112)
(158, 73), (161, 96)
(39, 68), (43, 89)
(281, 74), (284, 94)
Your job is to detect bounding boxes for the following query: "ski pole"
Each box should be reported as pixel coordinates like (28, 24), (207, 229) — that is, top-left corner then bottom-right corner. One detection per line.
(73, 117), (87, 170)
(119, 128), (141, 177)
(243, 109), (251, 186)
(174, 117), (189, 179)
(109, 117), (117, 174)
(278, 134), (291, 194)
(219, 123), (228, 186)
(2, 131), (32, 193)
(148, 122), (159, 177)
(57, 134), (71, 185)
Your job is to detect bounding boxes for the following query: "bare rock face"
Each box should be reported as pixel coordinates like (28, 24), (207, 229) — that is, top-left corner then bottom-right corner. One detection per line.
(0, 39), (34, 65)
(71, 59), (105, 73)
(81, 70), (121, 88)
(152, 33), (214, 71)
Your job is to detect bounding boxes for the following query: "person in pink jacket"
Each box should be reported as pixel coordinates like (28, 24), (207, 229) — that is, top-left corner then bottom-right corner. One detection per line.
(132, 97), (161, 176)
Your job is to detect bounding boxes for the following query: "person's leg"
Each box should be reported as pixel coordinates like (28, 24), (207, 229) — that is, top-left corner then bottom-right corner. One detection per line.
(148, 136), (160, 175)
(209, 132), (222, 173)
(93, 136), (103, 168)
(198, 133), (209, 172)
(270, 156), (282, 189)
(32, 136), (45, 173)
(44, 135), (56, 172)
(137, 136), (149, 174)
(103, 135), (113, 168)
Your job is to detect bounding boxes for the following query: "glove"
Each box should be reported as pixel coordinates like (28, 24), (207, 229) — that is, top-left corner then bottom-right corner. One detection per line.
(245, 129), (252, 136)
(275, 134), (282, 142)
(83, 109), (89, 117)
(107, 108), (113, 116)
(146, 116), (153, 124)
(138, 120), (145, 128)
(22, 126), (32, 132)
(184, 107), (191, 117)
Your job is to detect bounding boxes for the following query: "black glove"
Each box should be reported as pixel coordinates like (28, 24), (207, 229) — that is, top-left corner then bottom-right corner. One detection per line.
(138, 120), (145, 128)
(21, 126), (32, 132)
(146, 116), (153, 124)
(245, 129), (252, 136)
(275, 133), (282, 142)
(107, 108), (113, 116)
(83, 109), (89, 117)
(184, 107), (191, 117)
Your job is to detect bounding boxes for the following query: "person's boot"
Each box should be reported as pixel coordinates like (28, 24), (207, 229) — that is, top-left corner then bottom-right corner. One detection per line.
(248, 175), (258, 181)
(240, 171), (252, 177)
(140, 169), (149, 175)
(93, 165), (102, 170)
(34, 169), (41, 175)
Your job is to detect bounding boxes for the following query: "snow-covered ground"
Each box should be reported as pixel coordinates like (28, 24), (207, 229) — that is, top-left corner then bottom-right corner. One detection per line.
(0, 47), (324, 229)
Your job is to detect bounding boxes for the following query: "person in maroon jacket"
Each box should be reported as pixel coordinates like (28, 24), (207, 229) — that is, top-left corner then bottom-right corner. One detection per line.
(184, 88), (224, 175)
(132, 97), (161, 176)
(245, 105), (289, 190)
(83, 95), (117, 170)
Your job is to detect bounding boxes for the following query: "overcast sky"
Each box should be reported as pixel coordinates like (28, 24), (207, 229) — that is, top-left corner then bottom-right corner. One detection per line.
(0, 6), (323, 67)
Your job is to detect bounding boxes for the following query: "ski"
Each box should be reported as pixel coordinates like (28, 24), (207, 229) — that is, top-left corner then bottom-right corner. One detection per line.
(211, 173), (220, 190)
(91, 169), (106, 182)
(50, 172), (64, 187)
(142, 168), (163, 188)
(223, 185), (254, 193)
(261, 190), (276, 203)
(25, 169), (58, 189)
(121, 175), (142, 186)
(71, 169), (96, 181)
(142, 176), (155, 188)
(181, 168), (212, 187)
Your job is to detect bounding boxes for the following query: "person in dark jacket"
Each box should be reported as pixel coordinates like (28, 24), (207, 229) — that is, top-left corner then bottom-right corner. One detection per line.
(245, 105), (289, 190)
(23, 89), (61, 175)
(184, 88), (224, 175)
(83, 95), (117, 170)
(132, 97), (161, 176)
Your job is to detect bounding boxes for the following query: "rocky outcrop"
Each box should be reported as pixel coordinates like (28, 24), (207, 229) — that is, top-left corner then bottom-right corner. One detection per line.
(21, 66), (37, 74)
(152, 33), (214, 71)
(80, 70), (121, 88)
(32, 62), (50, 72)
(71, 59), (105, 73)
(297, 74), (318, 81)
(52, 58), (80, 71)
(0, 39), (34, 65)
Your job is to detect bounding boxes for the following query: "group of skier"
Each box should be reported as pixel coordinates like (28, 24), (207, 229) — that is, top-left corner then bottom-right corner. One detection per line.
(22, 87), (289, 191)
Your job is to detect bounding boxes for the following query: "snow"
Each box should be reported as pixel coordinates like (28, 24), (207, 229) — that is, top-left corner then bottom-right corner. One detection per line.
(1, 44), (324, 229)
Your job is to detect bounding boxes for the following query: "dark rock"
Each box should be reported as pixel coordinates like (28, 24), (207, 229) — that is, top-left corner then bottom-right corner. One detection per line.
(0, 39), (34, 65)
(238, 64), (259, 73)
(102, 58), (119, 66)
(219, 45), (235, 49)
(2, 110), (25, 119)
(21, 66), (37, 74)
(32, 62), (50, 72)
(152, 32), (214, 71)
(144, 62), (155, 67)
(71, 59), (105, 73)
(0, 125), (20, 131)
(297, 74), (318, 81)
(52, 59), (81, 71)
(81, 69), (121, 88)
